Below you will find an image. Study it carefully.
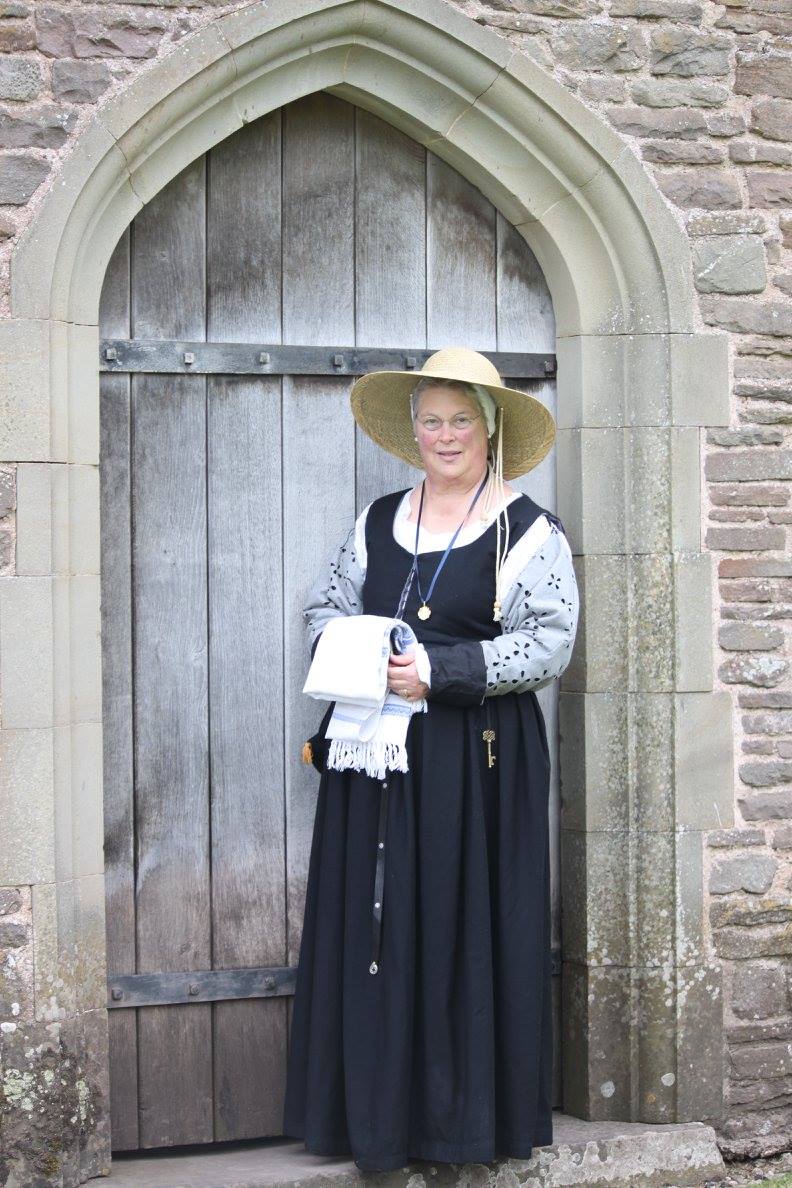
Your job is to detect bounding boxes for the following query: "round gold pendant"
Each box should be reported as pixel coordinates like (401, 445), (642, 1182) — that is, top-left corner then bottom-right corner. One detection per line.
(417, 604), (431, 620)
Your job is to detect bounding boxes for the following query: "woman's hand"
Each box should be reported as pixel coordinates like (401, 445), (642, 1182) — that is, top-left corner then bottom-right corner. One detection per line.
(388, 652), (429, 701)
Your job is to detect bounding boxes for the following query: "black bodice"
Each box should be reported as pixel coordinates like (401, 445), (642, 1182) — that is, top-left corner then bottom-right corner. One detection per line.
(362, 489), (553, 644)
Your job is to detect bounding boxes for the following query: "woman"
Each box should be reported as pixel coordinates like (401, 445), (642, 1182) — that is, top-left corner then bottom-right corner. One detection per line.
(282, 347), (579, 1171)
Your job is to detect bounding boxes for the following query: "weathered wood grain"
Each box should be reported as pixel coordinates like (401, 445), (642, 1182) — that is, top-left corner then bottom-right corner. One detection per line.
(98, 226), (139, 1153)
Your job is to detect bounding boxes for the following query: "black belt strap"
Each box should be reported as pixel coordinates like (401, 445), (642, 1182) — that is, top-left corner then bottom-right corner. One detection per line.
(369, 778), (389, 974)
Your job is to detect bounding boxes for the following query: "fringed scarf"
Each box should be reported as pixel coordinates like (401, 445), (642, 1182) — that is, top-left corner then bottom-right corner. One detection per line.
(302, 615), (427, 780)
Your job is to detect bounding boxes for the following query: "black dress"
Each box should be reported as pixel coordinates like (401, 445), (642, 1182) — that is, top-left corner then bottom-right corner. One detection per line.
(282, 490), (555, 1170)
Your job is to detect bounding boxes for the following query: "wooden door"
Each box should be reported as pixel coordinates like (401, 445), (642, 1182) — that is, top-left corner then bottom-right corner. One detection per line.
(99, 91), (559, 1152)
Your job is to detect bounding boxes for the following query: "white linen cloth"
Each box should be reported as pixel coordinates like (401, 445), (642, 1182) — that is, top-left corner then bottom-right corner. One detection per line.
(302, 614), (428, 780)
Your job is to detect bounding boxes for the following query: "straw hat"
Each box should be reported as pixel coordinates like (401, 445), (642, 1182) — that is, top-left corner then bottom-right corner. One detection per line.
(349, 347), (556, 480)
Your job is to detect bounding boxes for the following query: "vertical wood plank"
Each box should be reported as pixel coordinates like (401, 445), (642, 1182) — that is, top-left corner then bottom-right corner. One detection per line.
(206, 114), (287, 1141)
(131, 156), (213, 1148)
(427, 151), (497, 350)
(282, 94), (357, 969)
(496, 210), (562, 1107)
(98, 227), (139, 1153)
(354, 106), (425, 511)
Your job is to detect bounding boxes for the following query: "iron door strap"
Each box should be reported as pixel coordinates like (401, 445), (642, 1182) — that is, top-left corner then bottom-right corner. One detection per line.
(98, 339), (556, 379)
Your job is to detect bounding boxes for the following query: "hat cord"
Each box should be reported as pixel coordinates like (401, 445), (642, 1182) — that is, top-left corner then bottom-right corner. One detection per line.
(492, 406), (509, 623)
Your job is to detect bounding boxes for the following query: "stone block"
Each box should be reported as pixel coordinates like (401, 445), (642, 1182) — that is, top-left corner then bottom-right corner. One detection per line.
(561, 962), (632, 1118)
(557, 428), (626, 554)
(675, 961), (726, 1122)
(706, 525), (786, 549)
(632, 78), (728, 106)
(701, 295), (792, 336)
(720, 654), (788, 686)
(632, 692), (674, 831)
(677, 829), (707, 962)
(77, 873), (107, 1013)
(0, 151), (49, 203)
(719, 557), (792, 578)
(755, 98), (792, 141)
(629, 427), (672, 553)
(730, 961), (787, 1019)
(738, 788), (792, 820)
(31, 879), (73, 1022)
(736, 53), (792, 99)
(0, 57), (42, 100)
(675, 553), (713, 691)
(707, 827), (766, 846)
(642, 139), (723, 164)
(772, 824), (792, 848)
(559, 692), (630, 831)
(674, 692), (735, 830)
(743, 710), (792, 734)
(36, 4), (167, 59)
(68, 465), (100, 575)
(633, 965), (678, 1120)
(709, 853), (778, 893)
(739, 760), (792, 787)
(555, 332), (672, 428)
(51, 59), (112, 104)
(611, 0), (703, 15)
(707, 110), (747, 137)
(68, 574), (102, 723)
(562, 555), (629, 693)
(0, 575), (55, 730)
(71, 723), (104, 880)
(0, 320), (57, 458)
(635, 830), (675, 966)
(608, 105), (708, 138)
(0, 729), (55, 885)
(656, 169), (742, 209)
(670, 331), (730, 426)
(650, 26), (730, 76)
(708, 428), (784, 446)
(731, 1041), (792, 1079)
(747, 171), (792, 207)
(550, 23), (647, 72)
(561, 829), (631, 966)
(15, 464), (53, 575)
(706, 449), (792, 481)
(671, 428), (702, 550)
(630, 554), (674, 692)
(720, 622), (785, 650)
(0, 105), (78, 150)
(687, 211), (767, 235)
(731, 141), (792, 166)
(740, 691), (792, 709)
(692, 234), (766, 294)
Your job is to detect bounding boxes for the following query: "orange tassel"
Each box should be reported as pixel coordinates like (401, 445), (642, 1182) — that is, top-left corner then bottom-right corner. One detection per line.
(301, 740), (313, 765)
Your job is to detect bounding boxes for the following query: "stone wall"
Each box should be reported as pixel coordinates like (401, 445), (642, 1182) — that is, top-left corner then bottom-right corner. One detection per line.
(0, 0), (789, 1167)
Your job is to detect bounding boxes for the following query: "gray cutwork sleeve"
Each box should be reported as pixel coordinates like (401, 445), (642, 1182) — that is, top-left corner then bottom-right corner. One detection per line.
(302, 509), (368, 649)
(481, 523), (579, 697)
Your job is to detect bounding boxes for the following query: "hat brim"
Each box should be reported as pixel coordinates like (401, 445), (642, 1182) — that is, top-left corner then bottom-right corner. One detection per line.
(349, 370), (556, 481)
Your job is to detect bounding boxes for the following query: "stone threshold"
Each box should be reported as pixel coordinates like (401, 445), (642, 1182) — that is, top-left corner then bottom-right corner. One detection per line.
(99, 1111), (727, 1187)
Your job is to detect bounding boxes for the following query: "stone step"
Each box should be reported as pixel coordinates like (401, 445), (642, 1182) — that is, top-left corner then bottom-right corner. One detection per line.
(102, 1111), (727, 1188)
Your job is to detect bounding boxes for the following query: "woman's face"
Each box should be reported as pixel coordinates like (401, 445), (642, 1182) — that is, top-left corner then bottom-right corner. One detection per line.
(413, 384), (490, 487)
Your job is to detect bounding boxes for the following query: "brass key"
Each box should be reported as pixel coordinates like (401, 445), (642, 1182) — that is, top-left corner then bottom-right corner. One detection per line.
(482, 729), (496, 768)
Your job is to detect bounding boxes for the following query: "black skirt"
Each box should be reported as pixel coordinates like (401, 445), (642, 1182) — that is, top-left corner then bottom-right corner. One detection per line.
(282, 692), (554, 1171)
(282, 490), (556, 1170)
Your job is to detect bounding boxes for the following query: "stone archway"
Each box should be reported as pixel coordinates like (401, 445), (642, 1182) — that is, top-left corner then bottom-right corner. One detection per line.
(0, 0), (734, 1180)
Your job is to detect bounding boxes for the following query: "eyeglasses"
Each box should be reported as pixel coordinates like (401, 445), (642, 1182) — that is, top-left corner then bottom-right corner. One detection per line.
(415, 413), (482, 434)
